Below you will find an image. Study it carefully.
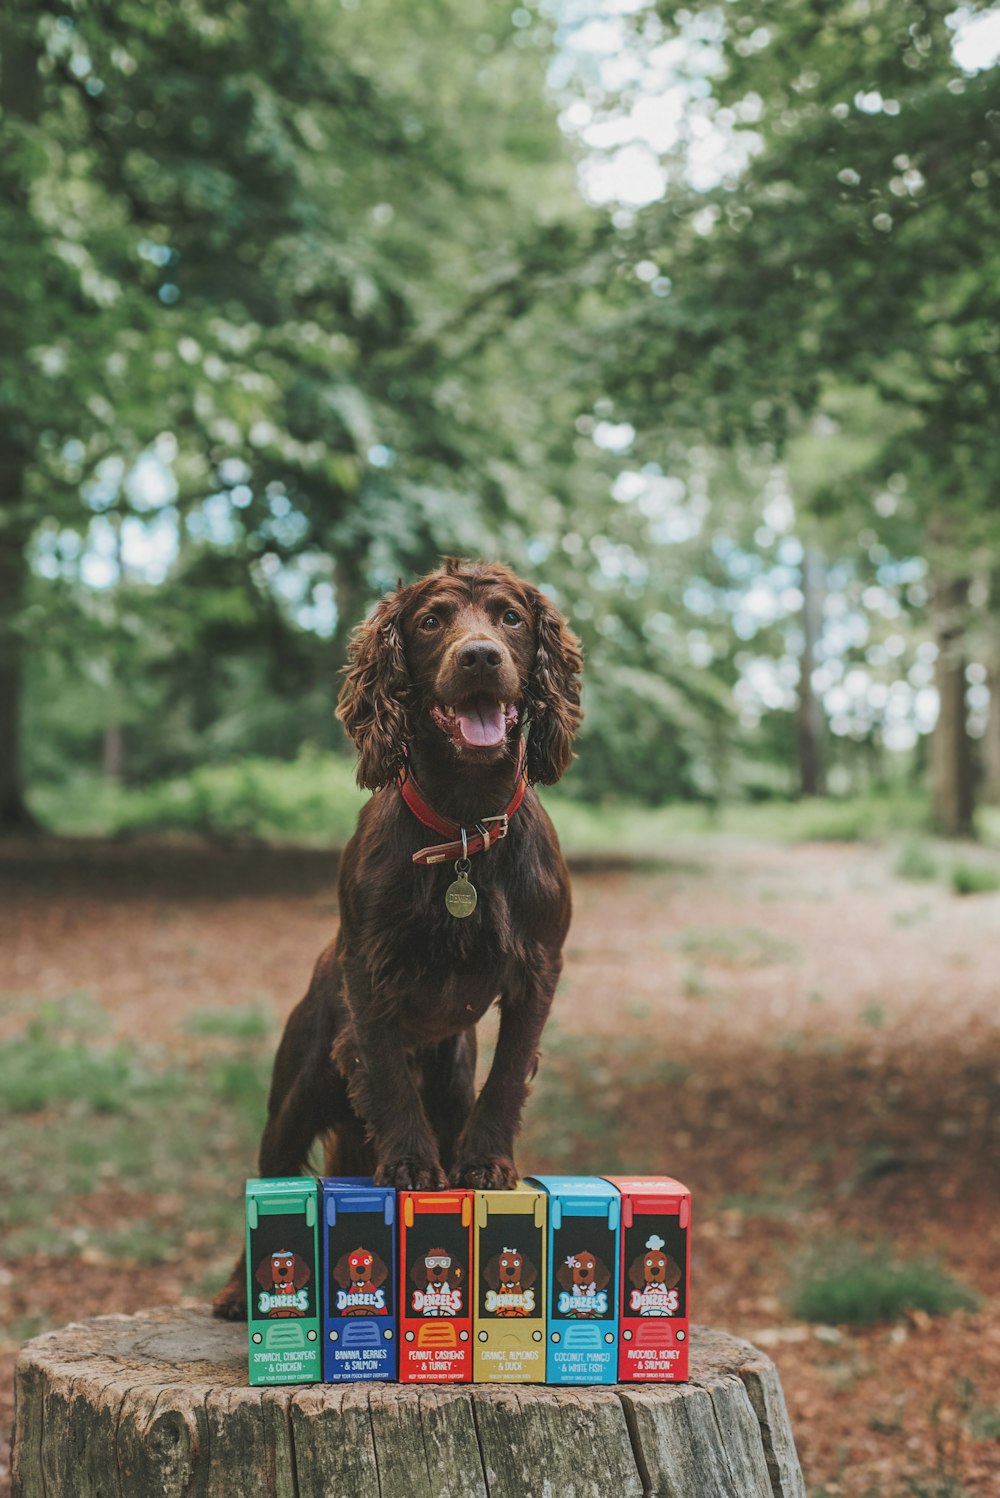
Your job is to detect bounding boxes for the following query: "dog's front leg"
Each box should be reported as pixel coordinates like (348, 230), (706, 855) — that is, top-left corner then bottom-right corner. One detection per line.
(450, 960), (559, 1189)
(336, 989), (449, 1191)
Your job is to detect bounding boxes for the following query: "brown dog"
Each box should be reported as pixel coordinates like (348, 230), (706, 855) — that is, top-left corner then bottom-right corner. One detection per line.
(214, 559), (582, 1319)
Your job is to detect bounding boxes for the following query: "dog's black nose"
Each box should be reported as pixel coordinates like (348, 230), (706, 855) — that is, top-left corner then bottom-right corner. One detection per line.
(459, 640), (502, 672)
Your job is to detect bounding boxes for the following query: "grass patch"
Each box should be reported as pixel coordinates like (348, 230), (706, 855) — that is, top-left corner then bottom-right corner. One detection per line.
(185, 1007), (273, 1041)
(950, 863), (1000, 896)
(895, 841), (939, 882)
(0, 1000), (272, 1266)
(675, 924), (799, 967)
(792, 1243), (978, 1326)
(0, 1025), (144, 1115)
(526, 1024), (690, 1174)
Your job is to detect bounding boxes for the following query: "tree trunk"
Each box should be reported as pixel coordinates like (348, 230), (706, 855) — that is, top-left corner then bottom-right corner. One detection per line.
(930, 575), (974, 837)
(0, 468), (39, 832)
(984, 575), (1000, 806)
(12, 1307), (806, 1498)
(0, 19), (43, 833)
(797, 547), (826, 797)
(985, 651), (1000, 806)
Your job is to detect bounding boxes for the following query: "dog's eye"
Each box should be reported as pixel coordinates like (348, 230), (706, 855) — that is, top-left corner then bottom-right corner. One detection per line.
(420, 614), (440, 631)
(502, 609), (522, 627)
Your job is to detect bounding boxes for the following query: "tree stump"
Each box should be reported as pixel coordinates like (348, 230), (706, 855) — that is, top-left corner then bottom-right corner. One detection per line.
(12, 1307), (805, 1498)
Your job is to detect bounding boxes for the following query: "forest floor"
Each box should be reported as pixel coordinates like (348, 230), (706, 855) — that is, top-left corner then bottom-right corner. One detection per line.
(1, 829), (998, 1496)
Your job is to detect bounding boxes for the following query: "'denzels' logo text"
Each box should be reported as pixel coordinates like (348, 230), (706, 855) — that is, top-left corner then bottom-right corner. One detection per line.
(627, 1234), (682, 1317)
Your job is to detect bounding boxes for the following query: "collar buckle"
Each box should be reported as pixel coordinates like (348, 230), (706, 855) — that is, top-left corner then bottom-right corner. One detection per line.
(476, 814), (509, 852)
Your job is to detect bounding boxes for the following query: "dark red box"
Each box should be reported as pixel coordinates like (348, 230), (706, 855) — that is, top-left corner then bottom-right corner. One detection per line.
(603, 1175), (690, 1382)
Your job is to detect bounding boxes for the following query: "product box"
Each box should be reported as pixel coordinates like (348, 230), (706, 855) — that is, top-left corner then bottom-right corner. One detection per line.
(398, 1189), (473, 1383)
(526, 1175), (619, 1385)
(603, 1175), (690, 1382)
(245, 1177), (322, 1385)
(320, 1177), (397, 1382)
(473, 1185), (547, 1383)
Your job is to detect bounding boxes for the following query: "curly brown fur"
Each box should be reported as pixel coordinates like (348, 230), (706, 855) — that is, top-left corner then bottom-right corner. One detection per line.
(214, 559), (581, 1320)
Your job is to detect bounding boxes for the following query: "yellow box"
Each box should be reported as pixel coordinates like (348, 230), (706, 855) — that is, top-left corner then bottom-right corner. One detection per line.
(473, 1185), (547, 1383)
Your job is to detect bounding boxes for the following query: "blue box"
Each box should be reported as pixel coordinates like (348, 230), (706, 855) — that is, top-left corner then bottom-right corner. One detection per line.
(320, 1177), (397, 1382)
(526, 1176), (620, 1385)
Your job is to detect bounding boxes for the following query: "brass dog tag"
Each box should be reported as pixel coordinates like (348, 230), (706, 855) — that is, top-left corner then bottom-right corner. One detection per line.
(445, 867), (478, 918)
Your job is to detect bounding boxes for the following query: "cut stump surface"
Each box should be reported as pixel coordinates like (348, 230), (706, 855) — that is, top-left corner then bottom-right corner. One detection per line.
(12, 1307), (805, 1498)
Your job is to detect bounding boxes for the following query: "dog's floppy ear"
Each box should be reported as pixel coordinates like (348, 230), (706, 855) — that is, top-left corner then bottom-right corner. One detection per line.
(255, 1258), (274, 1291)
(628, 1255), (646, 1291)
(592, 1256), (611, 1292)
(524, 587), (583, 786)
(411, 1259), (428, 1288)
(483, 1256), (501, 1290)
(519, 1255), (537, 1289)
(555, 1261), (574, 1292)
(370, 1253), (388, 1288)
(662, 1255), (682, 1290)
(291, 1254), (311, 1289)
(336, 588), (412, 789)
(332, 1254), (352, 1289)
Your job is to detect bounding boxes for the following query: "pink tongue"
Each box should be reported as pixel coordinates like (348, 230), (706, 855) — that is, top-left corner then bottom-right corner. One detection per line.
(456, 704), (506, 747)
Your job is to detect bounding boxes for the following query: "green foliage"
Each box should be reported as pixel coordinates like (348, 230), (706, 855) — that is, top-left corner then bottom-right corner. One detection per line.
(184, 1007), (273, 1041)
(950, 862), (1000, 896)
(792, 1243), (978, 1326)
(895, 841), (940, 881)
(0, 1024), (141, 1115)
(29, 750), (366, 841)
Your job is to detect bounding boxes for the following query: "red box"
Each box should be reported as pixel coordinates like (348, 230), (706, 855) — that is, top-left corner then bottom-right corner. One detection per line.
(604, 1176), (690, 1382)
(398, 1189), (473, 1383)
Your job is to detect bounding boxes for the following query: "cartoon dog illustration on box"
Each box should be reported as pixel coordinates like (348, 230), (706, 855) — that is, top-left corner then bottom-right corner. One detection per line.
(255, 1248), (311, 1317)
(555, 1248), (610, 1318)
(410, 1248), (464, 1316)
(332, 1246), (389, 1315)
(484, 1247), (537, 1317)
(628, 1233), (682, 1316)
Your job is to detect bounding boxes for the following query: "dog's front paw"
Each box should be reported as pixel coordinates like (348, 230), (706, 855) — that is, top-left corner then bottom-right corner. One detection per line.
(375, 1157), (449, 1191)
(450, 1155), (518, 1190)
(212, 1278), (248, 1322)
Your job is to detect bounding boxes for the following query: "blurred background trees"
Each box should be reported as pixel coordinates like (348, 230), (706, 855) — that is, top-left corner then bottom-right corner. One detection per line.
(2, 0), (999, 836)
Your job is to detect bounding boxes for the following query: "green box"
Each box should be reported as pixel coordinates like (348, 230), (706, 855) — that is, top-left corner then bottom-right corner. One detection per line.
(245, 1177), (321, 1385)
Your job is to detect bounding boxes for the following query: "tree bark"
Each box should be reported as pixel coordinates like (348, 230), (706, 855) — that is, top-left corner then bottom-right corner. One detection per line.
(985, 652), (1000, 806)
(0, 17), (43, 832)
(0, 468), (40, 832)
(13, 1307), (806, 1498)
(797, 547), (826, 797)
(983, 575), (1000, 806)
(930, 574), (974, 837)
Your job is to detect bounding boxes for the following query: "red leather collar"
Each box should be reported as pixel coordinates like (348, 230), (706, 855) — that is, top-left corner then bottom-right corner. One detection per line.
(399, 739), (528, 865)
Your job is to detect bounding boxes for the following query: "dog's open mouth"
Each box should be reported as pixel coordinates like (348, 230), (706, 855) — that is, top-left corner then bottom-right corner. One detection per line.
(430, 699), (519, 749)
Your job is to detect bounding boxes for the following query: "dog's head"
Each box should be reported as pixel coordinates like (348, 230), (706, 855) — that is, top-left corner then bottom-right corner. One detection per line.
(333, 1247), (388, 1290)
(484, 1247), (537, 1290)
(628, 1246), (681, 1292)
(556, 1249), (609, 1293)
(411, 1248), (458, 1287)
(337, 558), (583, 789)
(256, 1249), (311, 1291)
